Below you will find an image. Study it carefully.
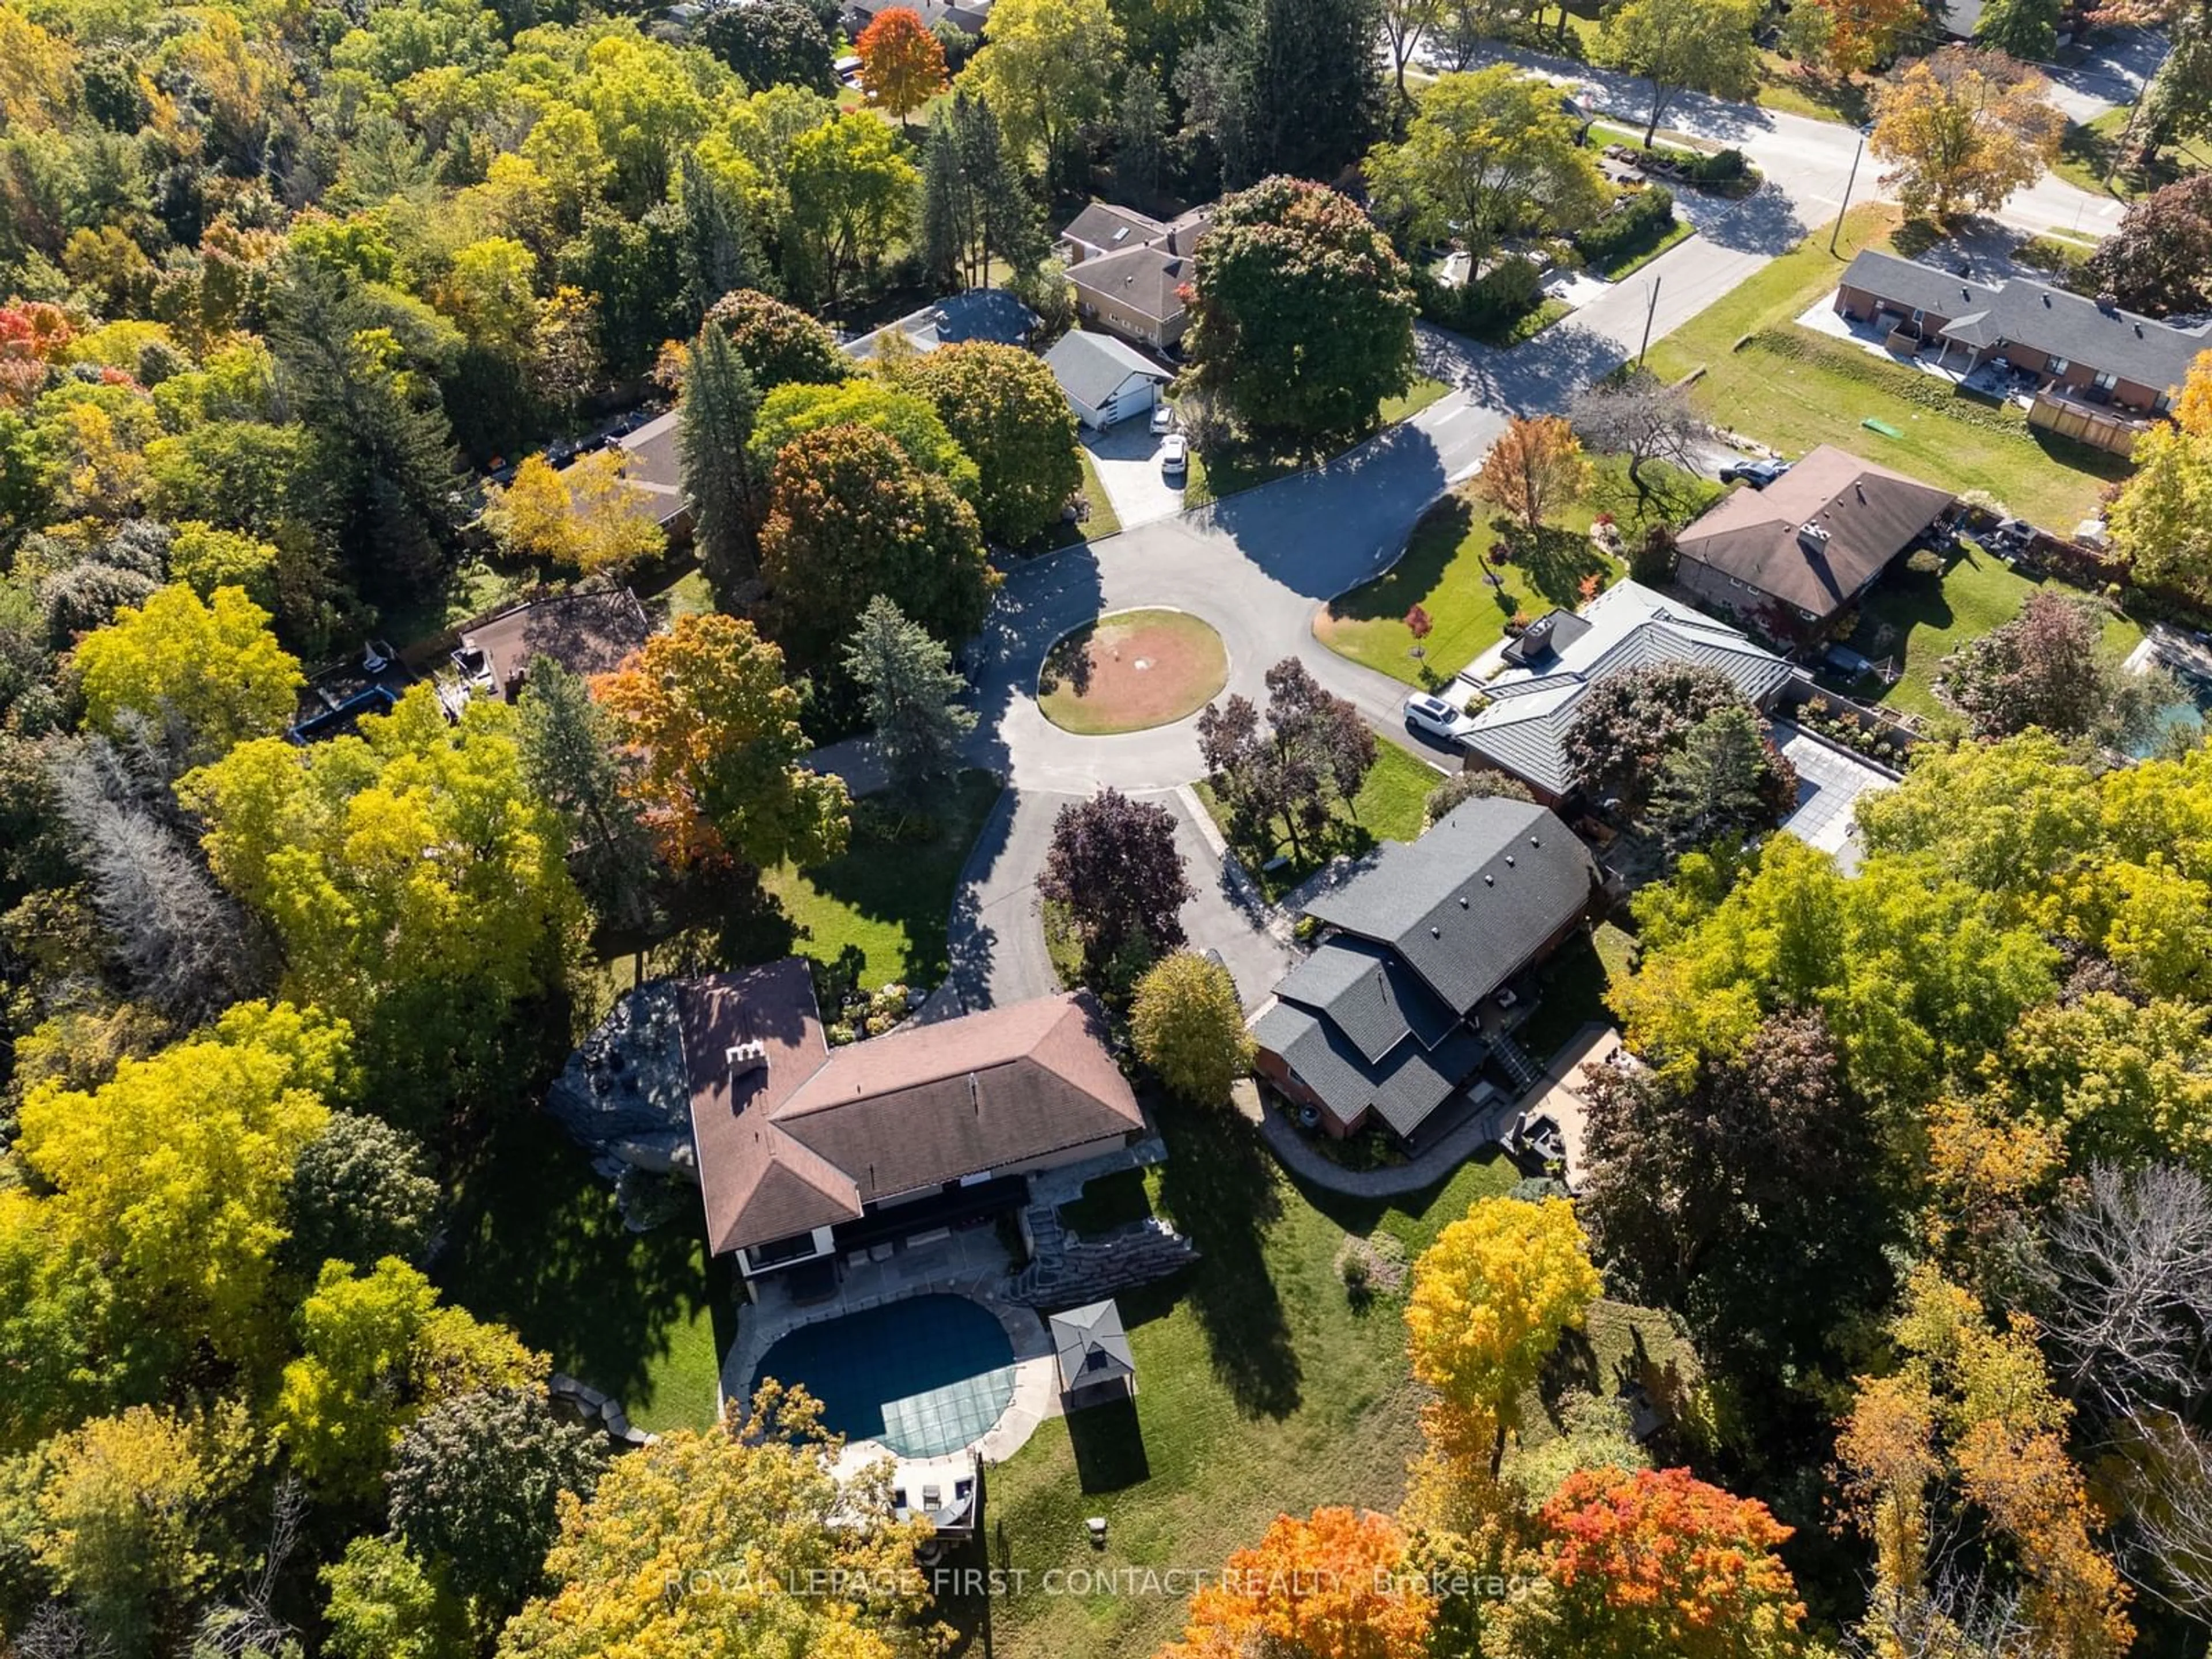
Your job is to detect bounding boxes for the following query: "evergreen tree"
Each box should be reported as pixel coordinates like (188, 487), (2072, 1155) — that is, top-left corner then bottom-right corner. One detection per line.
(676, 151), (753, 327)
(1115, 64), (1169, 209)
(921, 95), (1043, 291)
(517, 655), (657, 930)
(677, 325), (766, 604)
(842, 594), (977, 799)
(1214, 0), (1387, 188)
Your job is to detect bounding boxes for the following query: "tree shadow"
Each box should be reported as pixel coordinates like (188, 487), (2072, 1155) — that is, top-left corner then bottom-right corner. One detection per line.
(1067, 1394), (1152, 1492)
(1494, 520), (1614, 609)
(1328, 495), (1472, 624)
(1149, 1099), (1302, 1419)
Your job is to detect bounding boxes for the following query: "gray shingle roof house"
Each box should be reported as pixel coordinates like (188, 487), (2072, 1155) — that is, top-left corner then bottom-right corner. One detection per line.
(1253, 798), (1597, 1141)
(1457, 580), (1794, 802)
(844, 288), (1039, 362)
(1836, 249), (2211, 418)
(1059, 199), (1214, 349)
(1671, 445), (1955, 628)
(1042, 329), (1171, 429)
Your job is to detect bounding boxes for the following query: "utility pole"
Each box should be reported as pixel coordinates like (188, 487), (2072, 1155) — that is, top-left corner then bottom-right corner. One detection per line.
(1831, 128), (1867, 255)
(1638, 274), (1661, 369)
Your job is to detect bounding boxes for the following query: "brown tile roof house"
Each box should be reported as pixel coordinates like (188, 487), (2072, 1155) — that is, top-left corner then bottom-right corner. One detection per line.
(682, 960), (1143, 1274)
(1671, 445), (1955, 627)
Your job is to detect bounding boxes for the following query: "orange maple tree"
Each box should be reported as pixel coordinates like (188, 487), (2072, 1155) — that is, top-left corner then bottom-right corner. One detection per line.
(1162, 1507), (1435, 1659)
(855, 7), (948, 126)
(1518, 1467), (1810, 1659)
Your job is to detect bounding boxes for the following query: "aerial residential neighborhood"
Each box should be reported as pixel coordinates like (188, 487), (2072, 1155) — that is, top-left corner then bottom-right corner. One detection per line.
(3, 0), (2212, 1654)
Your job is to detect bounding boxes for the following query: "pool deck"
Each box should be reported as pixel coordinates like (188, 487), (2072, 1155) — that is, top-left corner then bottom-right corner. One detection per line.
(721, 1227), (1065, 1467)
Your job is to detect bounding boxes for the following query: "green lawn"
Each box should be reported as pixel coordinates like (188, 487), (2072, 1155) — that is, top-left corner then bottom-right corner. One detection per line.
(1070, 444), (1123, 543)
(1847, 543), (2146, 720)
(437, 1115), (733, 1435)
(967, 1101), (1518, 1659)
(1185, 378), (1452, 508)
(1513, 921), (1638, 1067)
(1753, 54), (1869, 126)
(1194, 741), (1441, 900)
(1317, 456), (1709, 687)
(1380, 375), (1453, 425)
(1470, 296), (1574, 348)
(1643, 204), (2134, 528)
(2052, 105), (2212, 199)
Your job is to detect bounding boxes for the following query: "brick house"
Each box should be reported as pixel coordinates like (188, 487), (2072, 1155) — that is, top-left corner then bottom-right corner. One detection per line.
(1057, 200), (1215, 352)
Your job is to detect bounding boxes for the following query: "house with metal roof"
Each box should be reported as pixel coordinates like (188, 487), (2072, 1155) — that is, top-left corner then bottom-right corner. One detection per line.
(1835, 248), (2212, 454)
(1251, 798), (1598, 1142)
(1456, 580), (1796, 803)
(1042, 329), (1173, 429)
(843, 288), (1039, 363)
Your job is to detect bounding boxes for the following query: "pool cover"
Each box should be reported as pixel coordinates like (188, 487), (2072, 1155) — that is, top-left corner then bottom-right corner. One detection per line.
(753, 1293), (1018, 1457)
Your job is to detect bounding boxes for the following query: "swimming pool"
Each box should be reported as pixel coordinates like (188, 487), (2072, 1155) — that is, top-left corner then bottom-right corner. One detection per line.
(752, 1294), (1018, 1457)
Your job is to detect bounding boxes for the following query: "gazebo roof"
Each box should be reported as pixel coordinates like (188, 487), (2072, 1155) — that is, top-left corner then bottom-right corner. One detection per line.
(1050, 1298), (1135, 1392)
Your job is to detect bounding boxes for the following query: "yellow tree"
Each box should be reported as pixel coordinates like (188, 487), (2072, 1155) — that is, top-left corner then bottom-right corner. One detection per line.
(1162, 1508), (1435, 1659)
(963, 0), (1126, 161)
(1471, 414), (1595, 533)
(1406, 1195), (1603, 1474)
(74, 582), (302, 756)
(18, 1001), (352, 1361)
(1131, 950), (1254, 1105)
(1781, 0), (1923, 75)
(2108, 347), (2212, 603)
(1870, 47), (2064, 223)
(855, 6), (947, 127)
(482, 452), (664, 574)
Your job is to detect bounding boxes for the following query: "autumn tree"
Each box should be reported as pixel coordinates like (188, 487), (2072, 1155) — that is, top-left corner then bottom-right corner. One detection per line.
(1198, 657), (1378, 865)
(1870, 46), (2065, 223)
(498, 1386), (928, 1659)
(1938, 588), (2167, 747)
(1489, 1467), (1810, 1658)
(321, 1535), (470, 1659)
(1405, 1195), (1602, 1472)
(1162, 1508), (1435, 1659)
(517, 655), (658, 931)
(74, 582), (302, 758)
(1365, 69), (1607, 261)
(1596, 0), (1764, 146)
(842, 594), (976, 801)
(704, 289), (852, 392)
(751, 377), (980, 499)
(1471, 414), (1594, 533)
(964, 0), (1127, 162)
(1184, 177), (1417, 446)
(856, 7), (948, 127)
(2109, 348), (2212, 602)
(1425, 766), (1533, 827)
(481, 452), (662, 574)
(1037, 787), (1193, 977)
(757, 422), (996, 673)
(680, 323), (768, 604)
(901, 342), (1080, 545)
(592, 611), (851, 872)
(2085, 175), (2212, 318)
(1780, 0), (1923, 76)
(1562, 661), (1755, 809)
(1132, 950), (1253, 1105)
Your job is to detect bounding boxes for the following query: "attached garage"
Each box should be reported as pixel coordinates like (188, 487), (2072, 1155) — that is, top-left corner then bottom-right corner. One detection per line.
(1043, 330), (1172, 430)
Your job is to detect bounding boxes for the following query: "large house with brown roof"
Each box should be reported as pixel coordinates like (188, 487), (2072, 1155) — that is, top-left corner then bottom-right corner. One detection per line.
(677, 960), (1143, 1283)
(1671, 445), (1954, 631)
(1058, 200), (1214, 351)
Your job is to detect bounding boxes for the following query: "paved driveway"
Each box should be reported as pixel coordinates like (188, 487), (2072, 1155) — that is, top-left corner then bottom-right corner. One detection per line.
(1082, 422), (1186, 530)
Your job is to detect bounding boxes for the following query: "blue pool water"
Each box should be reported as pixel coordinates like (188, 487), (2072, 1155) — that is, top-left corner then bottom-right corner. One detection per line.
(752, 1293), (1017, 1457)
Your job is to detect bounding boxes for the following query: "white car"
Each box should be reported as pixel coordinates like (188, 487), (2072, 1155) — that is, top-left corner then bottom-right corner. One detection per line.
(1150, 402), (1174, 435)
(1404, 692), (1465, 740)
(451, 644), (496, 694)
(1160, 434), (1189, 475)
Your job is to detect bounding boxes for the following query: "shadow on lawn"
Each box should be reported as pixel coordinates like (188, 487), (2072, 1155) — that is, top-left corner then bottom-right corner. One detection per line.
(1494, 521), (1613, 609)
(1150, 1102), (1302, 1419)
(1067, 1396), (1151, 1492)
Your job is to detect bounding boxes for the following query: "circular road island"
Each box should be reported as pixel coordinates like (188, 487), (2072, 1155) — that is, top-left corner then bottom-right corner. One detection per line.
(1036, 608), (1229, 736)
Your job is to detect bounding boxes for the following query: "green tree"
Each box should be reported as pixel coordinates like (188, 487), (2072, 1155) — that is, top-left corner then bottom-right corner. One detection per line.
(275, 1256), (542, 1497)
(1645, 704), (1792, 850)
(591, 612), (851, 871)
(676, 149), (756, 328)
(705, 288), (853, 391)
(751, 377), (980, 499)
(0, 1188), (124, 1456)
(700, 0), (837, 94)
(921, 94), (1046, 291)
(899, 342), (1079, 544)
(73, 582), (303, 759)
(1365, 68), (1607, 259)
(1595, 0), (1764, 146)
(1976, 0), (2062, 61)
(1184, 177), (1416, 445)
(285, 1109), (443, 1277)
(758, 422), (997, 672)
(1210, 0), (1387, 187)
(1131, 950), (1253, 1105)
(2108, 349), (2212, 600)
(321, 1535), (471, 1659)
(680, 323), (770, 604)
(1114, 64), (1171, 206)
(842, 594), (977, 800)
(783, 113), (918, 309)
(518, 654), (658, 931)
(388, 1387), (609, 1623)
(964, 0), (1127, 161)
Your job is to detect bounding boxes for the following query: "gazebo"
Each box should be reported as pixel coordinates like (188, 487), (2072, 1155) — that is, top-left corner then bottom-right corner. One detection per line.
(1050, 1299), (1136, 1407)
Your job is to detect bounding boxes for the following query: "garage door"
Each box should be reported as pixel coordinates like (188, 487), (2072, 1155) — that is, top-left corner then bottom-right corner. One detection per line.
(1103, 377), (1157, 428)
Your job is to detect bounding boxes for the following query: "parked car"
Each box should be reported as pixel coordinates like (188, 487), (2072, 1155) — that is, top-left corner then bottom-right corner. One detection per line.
(451, 645), (495, 694)
(1151, 402), (1174, 435)
(1160, 434), (1188, 475)
(1404, 692), (1466, 740)
(362, 638), (400, 674)
(1719, 457), (1791, 488)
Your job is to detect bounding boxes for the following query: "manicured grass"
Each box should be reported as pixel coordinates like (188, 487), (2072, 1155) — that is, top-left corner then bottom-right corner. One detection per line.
(1057, 1167), (1154, 1235)
(2052, 105), (2212, 199)
(1643, 204), (2134, 528)
(1849, 544), (2145, 720)
(1316, 455), (1706, 687)
(1037, 609), (1229, 735)
(967, 1101), (1518, 1659)
(750, 770), (1004, 993)
(1469, 296), (1572, 347)
(1753, 54), (1870, 126)
(1194, 741), (1441, 900)
(1380, 374), (1453, 425)
(438, 1115), (733, 1435)
(1513, 921), (1638, 1067)
(1584, 215), (1694, 283)
(1071, 444), (1123, 542)
(1517, 1297), (1703, 1450)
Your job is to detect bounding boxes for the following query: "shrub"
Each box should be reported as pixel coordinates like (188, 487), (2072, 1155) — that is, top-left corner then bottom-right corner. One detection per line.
(1903, 548), (1945, 577)
(1574, 186), (1677, 267)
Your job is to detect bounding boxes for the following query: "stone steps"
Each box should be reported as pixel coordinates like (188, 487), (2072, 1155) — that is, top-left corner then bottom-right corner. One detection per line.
(1005, 1213), (1199, 1309)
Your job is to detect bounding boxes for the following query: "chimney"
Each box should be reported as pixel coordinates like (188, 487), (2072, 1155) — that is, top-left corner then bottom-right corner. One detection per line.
(2096, 292), (2118, 313)
(727, 1039), (769, 1083)
(1798, 520), (1833, 555)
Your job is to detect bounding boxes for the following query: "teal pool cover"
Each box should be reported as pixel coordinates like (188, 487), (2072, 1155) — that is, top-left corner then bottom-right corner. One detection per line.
(753, 1293), (1017, 1457)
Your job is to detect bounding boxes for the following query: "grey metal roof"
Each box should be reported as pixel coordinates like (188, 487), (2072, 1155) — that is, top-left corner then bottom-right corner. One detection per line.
(1253, 1001), (1488, 1137)
(844, 288), (1038, 362)
(1301, 797), (1596, 1014)
(1273, 937), (1457, 1065)
(1042, 329), (1170, 410)
(1051, 1298), (1134, 1391)
(1842, 248), (2211, 395)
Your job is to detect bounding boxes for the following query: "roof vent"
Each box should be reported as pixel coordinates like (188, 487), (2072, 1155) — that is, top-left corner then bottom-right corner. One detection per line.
(1459, 895), (1469, 908)
(2135, 323), (2144, 338)
(1504, 854), (1516, 867)
(1429, 926), (1441, 938)
(2043, 293), (2053, 306)
(1530, 836), (1541, 847)
(1961, 286), (1971, 302)
(968, 1072), (981, 1115)
(1484, 873), (1495, 886)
